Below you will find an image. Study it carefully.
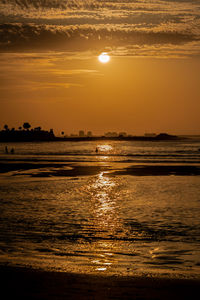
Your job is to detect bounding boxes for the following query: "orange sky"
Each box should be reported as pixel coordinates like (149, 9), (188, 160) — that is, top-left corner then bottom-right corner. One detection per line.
(0, 54), (200, 135)
(0, 1), (200, 135)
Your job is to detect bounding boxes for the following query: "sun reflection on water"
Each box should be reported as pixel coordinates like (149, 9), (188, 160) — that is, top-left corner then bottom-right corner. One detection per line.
(92, 172), (117, 224)
(94, 144), (114, 161)
(86, 171), (121, 272)
(90, 242), (115, 272)
(97, 144), (113, 152)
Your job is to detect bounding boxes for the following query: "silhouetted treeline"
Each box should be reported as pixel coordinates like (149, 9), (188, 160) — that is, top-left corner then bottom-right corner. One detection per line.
(0, 123), (55, 142)
(0, 123), (180, 142)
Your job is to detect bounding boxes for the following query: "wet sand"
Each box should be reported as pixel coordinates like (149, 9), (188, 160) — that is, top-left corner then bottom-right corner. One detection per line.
(0, 162), (200, 177)
(1, 266), (199, 300)
(0, 162), (64, 173)
(0, 162), (108, 177)
(110, 165), (200, 176)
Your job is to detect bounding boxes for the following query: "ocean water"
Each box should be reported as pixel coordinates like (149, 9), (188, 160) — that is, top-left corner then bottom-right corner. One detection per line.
(0, 139), (200, 278)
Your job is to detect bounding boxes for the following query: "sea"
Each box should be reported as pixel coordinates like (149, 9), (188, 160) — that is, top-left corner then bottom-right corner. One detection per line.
(0, 138), (200, 278)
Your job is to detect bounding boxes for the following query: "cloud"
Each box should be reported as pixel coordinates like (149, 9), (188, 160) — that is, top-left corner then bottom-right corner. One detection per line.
(1, 1), (200, 20)
(0, 0), (200, 56)
(0, 52), (98, 95)
(0, 23), (199, 52)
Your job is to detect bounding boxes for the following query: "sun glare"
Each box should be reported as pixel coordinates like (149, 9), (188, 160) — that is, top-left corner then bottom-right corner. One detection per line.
(98, 52), (110, 63)
(97, 144), (113, 152)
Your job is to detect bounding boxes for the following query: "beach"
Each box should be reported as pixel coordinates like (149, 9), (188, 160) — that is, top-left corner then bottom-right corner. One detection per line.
(1, 265), (200, 300)
(0, 140), (200, 298)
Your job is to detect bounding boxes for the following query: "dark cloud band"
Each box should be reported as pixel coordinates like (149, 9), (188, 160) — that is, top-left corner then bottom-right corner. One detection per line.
(0, 23), (198, 52)
(0, 0), (200, 56)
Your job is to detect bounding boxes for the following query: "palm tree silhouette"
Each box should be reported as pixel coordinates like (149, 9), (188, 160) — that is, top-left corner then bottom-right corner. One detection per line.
(23, 122), (31, 131)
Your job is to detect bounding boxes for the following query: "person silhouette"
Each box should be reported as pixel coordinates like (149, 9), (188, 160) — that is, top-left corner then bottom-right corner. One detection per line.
(5, 146), (8, 154)
(95, 147), (98, 153)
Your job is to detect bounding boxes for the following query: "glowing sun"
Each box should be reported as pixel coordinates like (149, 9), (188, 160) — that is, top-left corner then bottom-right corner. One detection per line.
(98, 52), (110, 63)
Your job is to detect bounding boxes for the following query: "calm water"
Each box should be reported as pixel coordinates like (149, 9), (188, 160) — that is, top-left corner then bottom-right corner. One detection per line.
(0, 139), (200, 278)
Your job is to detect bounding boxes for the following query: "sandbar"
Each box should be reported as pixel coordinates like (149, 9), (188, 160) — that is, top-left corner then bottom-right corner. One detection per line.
(0, 162), (200, 177)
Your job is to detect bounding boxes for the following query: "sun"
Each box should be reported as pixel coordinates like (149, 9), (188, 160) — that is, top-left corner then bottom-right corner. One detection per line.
(98, 52), (110, 63)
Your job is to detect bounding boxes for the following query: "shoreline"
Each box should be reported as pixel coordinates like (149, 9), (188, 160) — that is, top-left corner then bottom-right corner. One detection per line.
(1, 265), (200, 299)
(0, 133), (182, 143)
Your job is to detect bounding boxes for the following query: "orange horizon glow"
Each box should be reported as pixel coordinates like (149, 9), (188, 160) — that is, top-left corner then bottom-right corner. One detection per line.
(0, 0), (200, 135)
(1, 54), (199, 136)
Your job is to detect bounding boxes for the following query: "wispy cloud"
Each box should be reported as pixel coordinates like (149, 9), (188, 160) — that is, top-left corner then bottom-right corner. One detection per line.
(0, 23), (199, 51)
(0, 52), (98, 94)
(0, 0), (200, 57)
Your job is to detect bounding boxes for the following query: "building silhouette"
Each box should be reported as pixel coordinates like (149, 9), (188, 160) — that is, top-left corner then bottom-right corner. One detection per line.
(79, 130), (85, 137)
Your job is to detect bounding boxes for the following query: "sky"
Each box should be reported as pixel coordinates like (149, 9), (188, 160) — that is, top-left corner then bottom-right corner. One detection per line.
(0, 0), (200, 135)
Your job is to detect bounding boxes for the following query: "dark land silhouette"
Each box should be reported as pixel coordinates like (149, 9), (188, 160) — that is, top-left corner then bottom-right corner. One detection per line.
(0, 123), (181, 142)
(0, 123), (55, 142)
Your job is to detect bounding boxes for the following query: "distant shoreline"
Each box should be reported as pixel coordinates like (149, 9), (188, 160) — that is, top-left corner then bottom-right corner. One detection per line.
(54, 134), (181, 142)
(0, 133), (184, 143)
